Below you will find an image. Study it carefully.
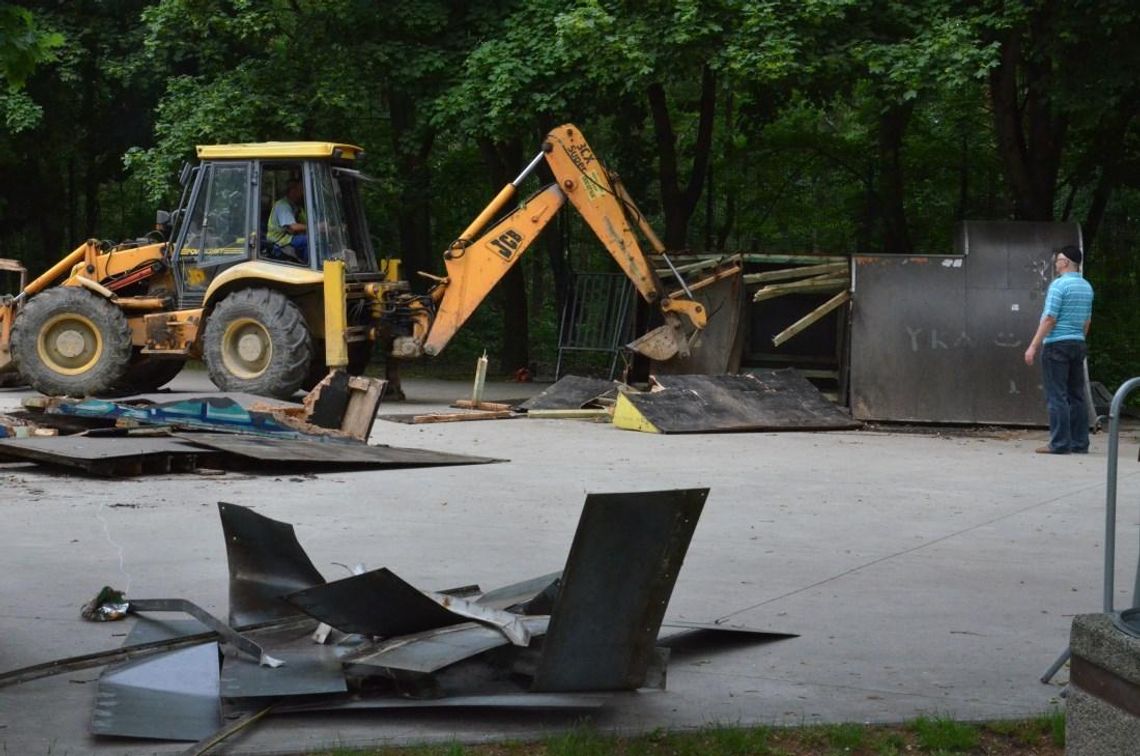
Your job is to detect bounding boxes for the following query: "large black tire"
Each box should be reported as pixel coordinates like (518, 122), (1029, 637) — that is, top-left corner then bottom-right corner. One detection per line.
(10, 287), (133, 397)
(203, 288), (312, 399)
(99, 350), (186, 396)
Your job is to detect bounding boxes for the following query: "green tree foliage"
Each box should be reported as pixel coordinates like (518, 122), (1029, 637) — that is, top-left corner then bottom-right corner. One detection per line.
(0, 3), (62, 88)
(0, 0), (1136, 381)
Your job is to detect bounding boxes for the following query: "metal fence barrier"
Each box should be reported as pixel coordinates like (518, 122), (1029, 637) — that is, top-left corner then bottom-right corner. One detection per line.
(555, 272), (634, 380)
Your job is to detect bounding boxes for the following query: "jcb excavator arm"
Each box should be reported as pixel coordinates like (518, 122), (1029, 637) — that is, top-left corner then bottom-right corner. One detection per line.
(414, 123), (733, 361)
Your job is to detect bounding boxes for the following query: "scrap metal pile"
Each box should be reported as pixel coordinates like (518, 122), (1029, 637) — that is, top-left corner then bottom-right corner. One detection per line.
(0, 487), (791, 750)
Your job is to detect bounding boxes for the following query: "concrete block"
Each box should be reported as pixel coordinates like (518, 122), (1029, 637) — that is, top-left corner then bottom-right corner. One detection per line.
(1067, 613), (1140, 755)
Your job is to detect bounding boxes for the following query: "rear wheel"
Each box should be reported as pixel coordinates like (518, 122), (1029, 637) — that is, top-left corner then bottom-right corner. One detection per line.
(10, 287), (133, 397)
(101, 350), (186, 396)
(203, 288), (312, 399)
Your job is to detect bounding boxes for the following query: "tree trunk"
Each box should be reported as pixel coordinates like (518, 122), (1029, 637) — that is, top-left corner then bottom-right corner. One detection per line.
(388, 92), (435, 277)
(877, 100), (914, 255)
(988, 20), (1067, 221)
(476, 137), (529, 375)
(646, 64), (717, 250)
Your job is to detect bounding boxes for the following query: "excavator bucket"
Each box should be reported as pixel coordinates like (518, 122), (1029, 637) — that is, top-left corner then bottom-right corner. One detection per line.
(627, 322), (684, 362)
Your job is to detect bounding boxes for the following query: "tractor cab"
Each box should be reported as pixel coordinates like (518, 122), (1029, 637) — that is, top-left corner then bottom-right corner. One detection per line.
(167, 142), (380, 308)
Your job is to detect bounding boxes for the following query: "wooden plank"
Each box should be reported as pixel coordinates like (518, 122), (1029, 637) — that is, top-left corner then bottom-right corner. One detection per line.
(411, 411), (513, 424)
(340, 376), (386, 441)
(741, 254), (848, 265)
(452, 400), (513, 411)
(526, 409), (610, 420)
(752, 276), (847, 302)
(742, 261), (848, 285)
(771, 290), (850, 347)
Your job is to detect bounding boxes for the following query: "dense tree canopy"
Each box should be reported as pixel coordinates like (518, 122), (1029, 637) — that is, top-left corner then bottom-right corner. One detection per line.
(0, 0), (1136, 381)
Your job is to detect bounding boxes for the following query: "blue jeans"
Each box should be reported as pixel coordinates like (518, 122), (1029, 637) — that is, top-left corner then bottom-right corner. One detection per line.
(1041, 340), (1089, 453)
(273, 233), (308, 263)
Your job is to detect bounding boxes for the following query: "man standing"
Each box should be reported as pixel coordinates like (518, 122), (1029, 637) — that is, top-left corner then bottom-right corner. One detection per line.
(1023, 245), (1094, 454)
(267, 178), (308, 262)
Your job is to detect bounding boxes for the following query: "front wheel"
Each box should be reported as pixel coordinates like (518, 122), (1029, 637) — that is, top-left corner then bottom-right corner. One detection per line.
(10, 286), (133, 396)
(202, 288), (312, 399)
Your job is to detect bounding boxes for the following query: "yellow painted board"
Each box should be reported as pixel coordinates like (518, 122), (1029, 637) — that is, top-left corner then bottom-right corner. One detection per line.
(612, 393), (661, 433)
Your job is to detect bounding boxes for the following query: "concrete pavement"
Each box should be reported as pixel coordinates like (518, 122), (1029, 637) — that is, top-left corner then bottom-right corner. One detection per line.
(1, 370), (1138, 754)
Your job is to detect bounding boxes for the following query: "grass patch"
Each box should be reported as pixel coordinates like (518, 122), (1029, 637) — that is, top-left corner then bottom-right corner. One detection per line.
(307, 712), (1065, 755)
(909, 715), (980, 752)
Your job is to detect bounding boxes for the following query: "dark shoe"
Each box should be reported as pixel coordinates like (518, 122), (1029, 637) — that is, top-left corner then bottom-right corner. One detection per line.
(1036, 445), (1068, 454)
(1070, 447), (1089, 454)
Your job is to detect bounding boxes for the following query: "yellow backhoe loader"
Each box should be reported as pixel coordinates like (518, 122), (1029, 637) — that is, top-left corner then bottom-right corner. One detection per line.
(0, 124), (741, 399)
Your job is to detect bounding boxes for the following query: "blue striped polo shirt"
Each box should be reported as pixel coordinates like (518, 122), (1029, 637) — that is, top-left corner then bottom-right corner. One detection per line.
(1042, 272), (1094, 343)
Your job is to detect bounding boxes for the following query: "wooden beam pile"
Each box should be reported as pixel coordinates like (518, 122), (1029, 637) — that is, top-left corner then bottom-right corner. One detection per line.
(745, 260), (851, 347)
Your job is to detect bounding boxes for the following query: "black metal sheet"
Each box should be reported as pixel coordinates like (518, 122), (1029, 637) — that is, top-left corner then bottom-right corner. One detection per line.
(519, 376), (621, 411)
(178, 432), (499, 467)
(346, 616), (550, 674)
(0, 436), (208, 476)
(532, 488), (707, 692)
(652, 273), (746, 375)
(623, 371), (860, 433)
(91, 642), (221, 741)
(850, 221), (1079, 424)
(219, 502), (326, 627)
(284, 567), (464, 637)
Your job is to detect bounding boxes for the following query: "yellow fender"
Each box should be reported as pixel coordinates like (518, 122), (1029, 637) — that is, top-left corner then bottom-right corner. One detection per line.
(203, 261), (324, 309)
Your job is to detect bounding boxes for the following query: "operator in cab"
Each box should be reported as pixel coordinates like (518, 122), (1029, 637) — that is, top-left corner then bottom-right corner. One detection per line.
(267, 178), (308, 263)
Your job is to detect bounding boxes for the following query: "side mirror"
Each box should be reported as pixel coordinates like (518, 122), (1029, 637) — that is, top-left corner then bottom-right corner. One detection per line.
(178, 162), (192, 187)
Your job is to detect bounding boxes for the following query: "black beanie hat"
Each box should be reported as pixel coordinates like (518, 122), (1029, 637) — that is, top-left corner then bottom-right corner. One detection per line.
(1058, 245), (1083, 266)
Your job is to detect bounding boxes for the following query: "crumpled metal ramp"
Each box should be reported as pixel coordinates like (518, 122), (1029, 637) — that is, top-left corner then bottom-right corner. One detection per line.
(475, 571), (562, 612)
(613, 371), (861, 433)
(220, 623), (346, 699)
(90, 641), (221, 741)
(532, 488), (708, 692)
(284, 567), (466, 637)
(219, 502), (326, 627)
(345, 616), (550, 674)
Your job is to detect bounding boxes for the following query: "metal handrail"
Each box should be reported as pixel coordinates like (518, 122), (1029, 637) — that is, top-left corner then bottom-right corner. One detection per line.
(1104, 376), (1140, 611)
(1040, 375), (1140, 684)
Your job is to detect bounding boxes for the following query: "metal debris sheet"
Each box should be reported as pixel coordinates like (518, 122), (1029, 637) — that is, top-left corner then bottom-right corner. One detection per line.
(613, 370), (861, 434)
(518, 375), (622, 411)
(346, 616), (550, 674)
(533, 488), (708, 692)
(285, 567), (468, 637)
(90, 641), (221, 742)
(0, 435), (215, 476)
(219, 502), (326, 627)
(176, 432), (501, 468)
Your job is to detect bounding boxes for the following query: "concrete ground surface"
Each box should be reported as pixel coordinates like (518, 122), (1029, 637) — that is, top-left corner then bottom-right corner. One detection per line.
(1, 370), (1139, 755)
